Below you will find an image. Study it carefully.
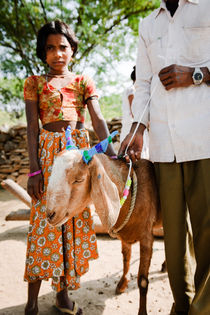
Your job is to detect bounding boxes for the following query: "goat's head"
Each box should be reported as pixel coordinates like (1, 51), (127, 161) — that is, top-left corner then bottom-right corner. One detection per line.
(46, 150), (121, 231)
(46, 150), (91, 226)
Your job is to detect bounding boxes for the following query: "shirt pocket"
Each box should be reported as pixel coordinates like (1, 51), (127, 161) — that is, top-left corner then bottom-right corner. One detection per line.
(180, 26), (210, 64)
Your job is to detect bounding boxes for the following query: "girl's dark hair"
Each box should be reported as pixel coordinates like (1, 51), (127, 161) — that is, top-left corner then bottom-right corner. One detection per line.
(36, 20), (78, 63)
(130, 66), (136, 82)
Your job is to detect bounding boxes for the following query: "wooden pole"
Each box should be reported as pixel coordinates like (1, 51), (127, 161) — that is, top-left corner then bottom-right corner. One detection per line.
(1, 179), (31, 207)
(5, 209), (30, 221)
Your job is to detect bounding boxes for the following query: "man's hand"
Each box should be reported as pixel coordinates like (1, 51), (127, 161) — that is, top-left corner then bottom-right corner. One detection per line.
(159, 64), (194, 90)
(118, 123), (145, 163)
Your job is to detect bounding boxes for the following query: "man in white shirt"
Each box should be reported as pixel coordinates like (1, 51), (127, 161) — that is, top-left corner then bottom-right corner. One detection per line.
(119, 1), (210, 314)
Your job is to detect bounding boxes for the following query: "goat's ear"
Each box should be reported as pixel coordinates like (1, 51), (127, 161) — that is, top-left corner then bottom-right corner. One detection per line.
(88, 156), (121, 231)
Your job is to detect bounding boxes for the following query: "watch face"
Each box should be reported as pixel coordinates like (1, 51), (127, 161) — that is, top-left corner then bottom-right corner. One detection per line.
(194, 72), (202, 81)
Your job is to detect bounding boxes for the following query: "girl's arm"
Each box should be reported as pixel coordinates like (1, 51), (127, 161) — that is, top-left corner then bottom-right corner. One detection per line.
(87, 99), (116, 156)
(25, 99), (43, 201)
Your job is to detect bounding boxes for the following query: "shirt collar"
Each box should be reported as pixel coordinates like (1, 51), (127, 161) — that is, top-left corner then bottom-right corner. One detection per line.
(154, 0), (199, 18)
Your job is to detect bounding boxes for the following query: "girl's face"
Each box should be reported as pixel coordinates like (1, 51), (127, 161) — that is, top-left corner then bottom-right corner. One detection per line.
(45, 34), (73, 73)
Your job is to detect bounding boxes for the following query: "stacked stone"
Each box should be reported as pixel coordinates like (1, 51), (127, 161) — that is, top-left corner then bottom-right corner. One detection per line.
(0, 118), (122, 188)
(88, 118), (122, 146)
(107, 118), (122, 143)
(0, 124), (29, 187)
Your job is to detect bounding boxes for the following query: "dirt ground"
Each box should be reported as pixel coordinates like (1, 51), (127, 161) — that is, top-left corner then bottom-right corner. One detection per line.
(0, 189), (173, 315)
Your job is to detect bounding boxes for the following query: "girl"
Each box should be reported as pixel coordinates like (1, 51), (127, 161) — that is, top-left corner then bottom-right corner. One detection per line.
(24, 20), (116, 315)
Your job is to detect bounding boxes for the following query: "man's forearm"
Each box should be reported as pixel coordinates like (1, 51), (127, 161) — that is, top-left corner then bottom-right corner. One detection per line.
(159, 64), (210, 90)
(201, 67), (210, 84)
(130, 122), (146, 135)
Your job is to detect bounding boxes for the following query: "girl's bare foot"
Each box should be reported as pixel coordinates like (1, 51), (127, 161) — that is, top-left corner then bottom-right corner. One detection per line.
(56, 288), (83, 314)
(25, 303), (38, 315)
(25, 280), (41, 315)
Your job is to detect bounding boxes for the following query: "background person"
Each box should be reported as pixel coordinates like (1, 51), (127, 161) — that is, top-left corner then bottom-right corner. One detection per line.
(120, 66), (149, 159)
(120, 66), (135, 144)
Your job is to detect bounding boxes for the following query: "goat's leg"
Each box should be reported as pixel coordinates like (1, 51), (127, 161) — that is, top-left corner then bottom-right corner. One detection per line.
(161, 259), (167, 272)
(115, 240), (132, 294)
(138, 237), (153, 315)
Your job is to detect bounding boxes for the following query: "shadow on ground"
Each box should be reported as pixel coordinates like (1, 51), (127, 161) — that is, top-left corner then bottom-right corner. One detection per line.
(0, 203), (167, 315)
(0, 263), (168, 315)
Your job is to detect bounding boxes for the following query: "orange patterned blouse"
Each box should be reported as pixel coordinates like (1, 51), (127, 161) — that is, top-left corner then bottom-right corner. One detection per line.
(24, 74), (98, 125)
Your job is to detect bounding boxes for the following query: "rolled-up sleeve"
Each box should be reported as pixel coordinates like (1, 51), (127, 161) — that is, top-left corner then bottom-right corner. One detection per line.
(132, 21), (153, 127)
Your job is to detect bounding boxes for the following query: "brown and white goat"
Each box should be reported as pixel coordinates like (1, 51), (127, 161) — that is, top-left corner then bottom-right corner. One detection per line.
(46, 150), (160, 315)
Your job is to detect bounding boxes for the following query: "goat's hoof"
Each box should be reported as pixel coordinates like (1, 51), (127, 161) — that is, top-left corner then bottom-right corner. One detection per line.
(115, 278), (128, 295)
(161, 260), (167, 272)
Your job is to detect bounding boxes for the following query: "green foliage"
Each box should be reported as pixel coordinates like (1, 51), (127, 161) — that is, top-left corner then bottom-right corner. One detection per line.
(0, 78), (24, 115)
(100, 93), (122, 119)
(0, 109), (26, 126)
(81, 92), (122, 125)
(0, 0), (160, 114)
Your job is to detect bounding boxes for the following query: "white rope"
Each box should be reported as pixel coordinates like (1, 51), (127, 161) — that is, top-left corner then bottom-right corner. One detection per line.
(127, 159), (132, 184)
(109, 170), (138, 238)
(124, 83), (158, 157)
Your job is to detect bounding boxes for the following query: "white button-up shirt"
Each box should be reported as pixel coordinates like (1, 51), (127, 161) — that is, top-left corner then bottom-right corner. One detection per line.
(132, 0), (210, 162)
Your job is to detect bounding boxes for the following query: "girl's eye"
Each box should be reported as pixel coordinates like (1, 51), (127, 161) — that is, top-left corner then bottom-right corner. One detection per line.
(46, 46), (53, 51)
(60, 45), (67, 51)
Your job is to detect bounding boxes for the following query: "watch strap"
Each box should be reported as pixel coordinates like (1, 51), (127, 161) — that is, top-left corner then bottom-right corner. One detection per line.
(206, 67), (210, 86)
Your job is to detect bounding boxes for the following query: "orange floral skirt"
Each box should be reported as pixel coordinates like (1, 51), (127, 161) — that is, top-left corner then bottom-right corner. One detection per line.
(24, 128), (98, 292)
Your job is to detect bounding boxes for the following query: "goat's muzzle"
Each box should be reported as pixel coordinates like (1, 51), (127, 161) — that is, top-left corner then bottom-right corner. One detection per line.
(47, 211), (56, 223)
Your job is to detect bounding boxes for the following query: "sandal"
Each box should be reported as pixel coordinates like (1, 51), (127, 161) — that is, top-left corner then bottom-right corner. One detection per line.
(54, 301), (79, 315)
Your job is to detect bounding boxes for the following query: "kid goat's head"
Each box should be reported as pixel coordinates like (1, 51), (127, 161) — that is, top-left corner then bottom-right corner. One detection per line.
(46, 150), (91, 226)
(46, 127), (120, 229)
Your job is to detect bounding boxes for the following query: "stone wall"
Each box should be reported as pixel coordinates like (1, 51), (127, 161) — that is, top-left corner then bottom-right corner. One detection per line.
(0, 119), (121, 188)
(0, 124), (29, 188)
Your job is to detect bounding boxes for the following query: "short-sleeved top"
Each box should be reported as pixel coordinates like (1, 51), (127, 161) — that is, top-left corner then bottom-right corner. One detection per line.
(24, 74), (98, 125)
(121, 85), (135, 124)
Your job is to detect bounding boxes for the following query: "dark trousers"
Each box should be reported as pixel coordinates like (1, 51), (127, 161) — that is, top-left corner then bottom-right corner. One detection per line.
(154, 159), (210, 314)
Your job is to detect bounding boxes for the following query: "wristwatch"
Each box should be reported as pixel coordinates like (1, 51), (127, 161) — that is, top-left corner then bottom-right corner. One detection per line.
(192, 67), (204, 85)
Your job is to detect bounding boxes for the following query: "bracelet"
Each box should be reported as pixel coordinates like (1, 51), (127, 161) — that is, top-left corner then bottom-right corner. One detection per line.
(28, 170), (42, 177)
(110, 155), (118, 159)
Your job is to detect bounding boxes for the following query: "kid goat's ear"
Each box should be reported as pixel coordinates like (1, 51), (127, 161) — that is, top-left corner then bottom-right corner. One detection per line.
(88, 156), (121, 232)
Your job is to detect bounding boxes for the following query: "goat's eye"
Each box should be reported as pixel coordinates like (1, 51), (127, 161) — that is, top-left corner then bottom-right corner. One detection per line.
(73, 178), (84, 184)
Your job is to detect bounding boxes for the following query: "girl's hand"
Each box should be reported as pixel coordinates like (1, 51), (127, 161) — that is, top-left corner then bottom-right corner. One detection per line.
(27, 174), (44, 202)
